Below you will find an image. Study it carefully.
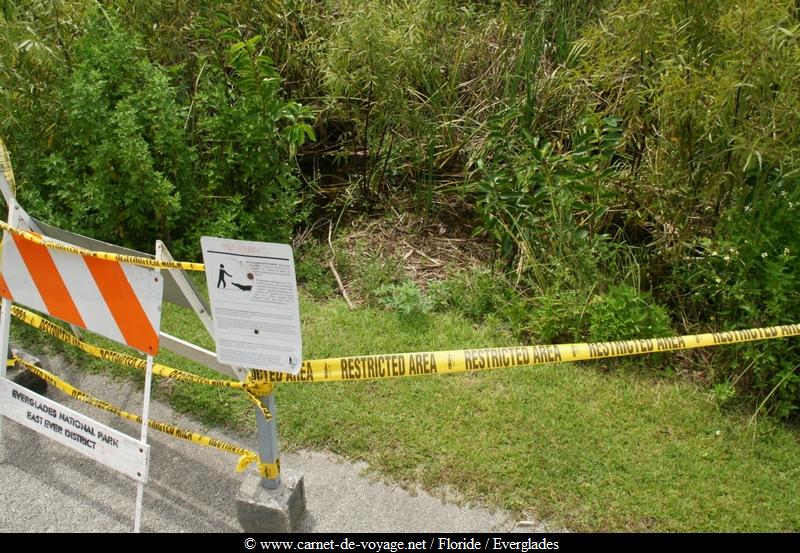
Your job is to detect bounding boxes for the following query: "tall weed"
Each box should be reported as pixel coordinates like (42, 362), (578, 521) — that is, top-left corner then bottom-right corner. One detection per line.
(553, 0), (800, 415)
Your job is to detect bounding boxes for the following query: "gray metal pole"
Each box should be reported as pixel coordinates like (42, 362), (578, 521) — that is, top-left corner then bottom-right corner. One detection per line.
(255, 392), (280, 489)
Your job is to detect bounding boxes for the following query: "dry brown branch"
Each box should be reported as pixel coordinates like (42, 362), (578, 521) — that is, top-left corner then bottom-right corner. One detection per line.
(401, 239), (442, 266)
(328, 221), (355, 310)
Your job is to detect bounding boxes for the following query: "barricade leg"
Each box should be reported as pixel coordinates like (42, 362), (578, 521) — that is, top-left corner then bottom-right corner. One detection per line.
(0, 298), (10, 444)
(235, 392), (306, 533)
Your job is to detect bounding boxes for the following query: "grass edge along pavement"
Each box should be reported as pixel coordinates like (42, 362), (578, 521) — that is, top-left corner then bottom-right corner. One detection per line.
(8, 295), (800, 532)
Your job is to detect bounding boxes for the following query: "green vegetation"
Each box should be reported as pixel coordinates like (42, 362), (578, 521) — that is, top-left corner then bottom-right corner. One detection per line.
(1, 2), (314, 250)
(4, 0), (797, 415)
(3, 0), (800, 532)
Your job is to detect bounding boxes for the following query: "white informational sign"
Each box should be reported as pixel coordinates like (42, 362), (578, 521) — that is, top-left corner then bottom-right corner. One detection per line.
(201, 237), (302, 374)
(0, 377), (150, 483)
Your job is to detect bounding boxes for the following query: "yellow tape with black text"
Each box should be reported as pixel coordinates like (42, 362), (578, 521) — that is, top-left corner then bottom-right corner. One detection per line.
(10, 303), (799, 481)
(251, 323), (800, 384)
(13, 303), (800, 385)
(11, 306), (274, 416)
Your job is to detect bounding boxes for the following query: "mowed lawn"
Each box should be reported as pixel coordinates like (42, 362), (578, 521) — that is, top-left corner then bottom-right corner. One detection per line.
(273, 298), (800, 532)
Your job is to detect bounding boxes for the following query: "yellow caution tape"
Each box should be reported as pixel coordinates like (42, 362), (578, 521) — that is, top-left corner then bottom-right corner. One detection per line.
(13, 303), (800, 387)
(11, 306), (274, 420)
(13, 356), (280, 479)
(9, 305), (799, 482)
(247, 323), (800, 384)
(0, 137), (15, 192)
(0, 221), (204, 271)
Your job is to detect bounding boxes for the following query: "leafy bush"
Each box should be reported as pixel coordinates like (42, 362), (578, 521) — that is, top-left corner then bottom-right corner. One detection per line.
(588, 284), (672, 343)
(534, 0), (800, 415)
(1, 11), (314, 257)
(177, 33), (315, 253)
(16, 19), (190, 249)
(377, 280), (432, 318)
(526, 291), (588, 344)
(585, 284), (673, 372)
(673, 166), (800, 417)
(472, 110), (624, 293)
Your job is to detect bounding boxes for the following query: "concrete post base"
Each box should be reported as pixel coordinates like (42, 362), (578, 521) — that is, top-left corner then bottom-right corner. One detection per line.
(236, 472), (306, 533)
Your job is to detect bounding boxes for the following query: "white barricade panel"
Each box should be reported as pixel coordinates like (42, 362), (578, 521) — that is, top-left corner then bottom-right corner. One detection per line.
(0, 376), (149, 482)
(0, 231), (163, 355)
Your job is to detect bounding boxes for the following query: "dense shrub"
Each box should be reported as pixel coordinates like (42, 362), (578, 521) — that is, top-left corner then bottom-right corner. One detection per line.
(546, 0), (800, 415)
(0, 9), (313, 256)
(177, 34), (314, 252)
(26, 20), (189, 248)
(587, 284), (672, 343)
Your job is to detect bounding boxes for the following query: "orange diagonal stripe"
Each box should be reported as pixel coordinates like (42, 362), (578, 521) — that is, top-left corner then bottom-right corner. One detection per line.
(12, 235), (86, 327)
(83, 256), (159, 355)
(0, 272), (14, 301)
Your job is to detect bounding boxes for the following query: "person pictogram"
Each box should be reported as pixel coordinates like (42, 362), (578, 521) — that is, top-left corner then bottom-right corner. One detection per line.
(217, 264), (232, 288)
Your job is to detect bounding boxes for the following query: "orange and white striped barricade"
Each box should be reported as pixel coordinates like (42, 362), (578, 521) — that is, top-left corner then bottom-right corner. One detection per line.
(0, 192), (164, 532)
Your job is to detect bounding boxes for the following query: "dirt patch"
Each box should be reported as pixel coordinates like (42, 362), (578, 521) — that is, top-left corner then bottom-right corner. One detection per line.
(333, 208), (494, 289)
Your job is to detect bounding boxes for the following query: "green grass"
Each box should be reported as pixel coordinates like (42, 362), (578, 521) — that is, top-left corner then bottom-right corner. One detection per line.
(279, 298), (800, 532)
(10, 293), (800, 532)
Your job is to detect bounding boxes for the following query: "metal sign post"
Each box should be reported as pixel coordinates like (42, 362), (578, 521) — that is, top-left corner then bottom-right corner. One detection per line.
(256, 392), (281, 489)
(200, 236), (302, 494)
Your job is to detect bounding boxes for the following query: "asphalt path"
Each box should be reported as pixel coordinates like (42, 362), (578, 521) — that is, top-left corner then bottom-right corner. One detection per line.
(0, 354), (545, 533)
